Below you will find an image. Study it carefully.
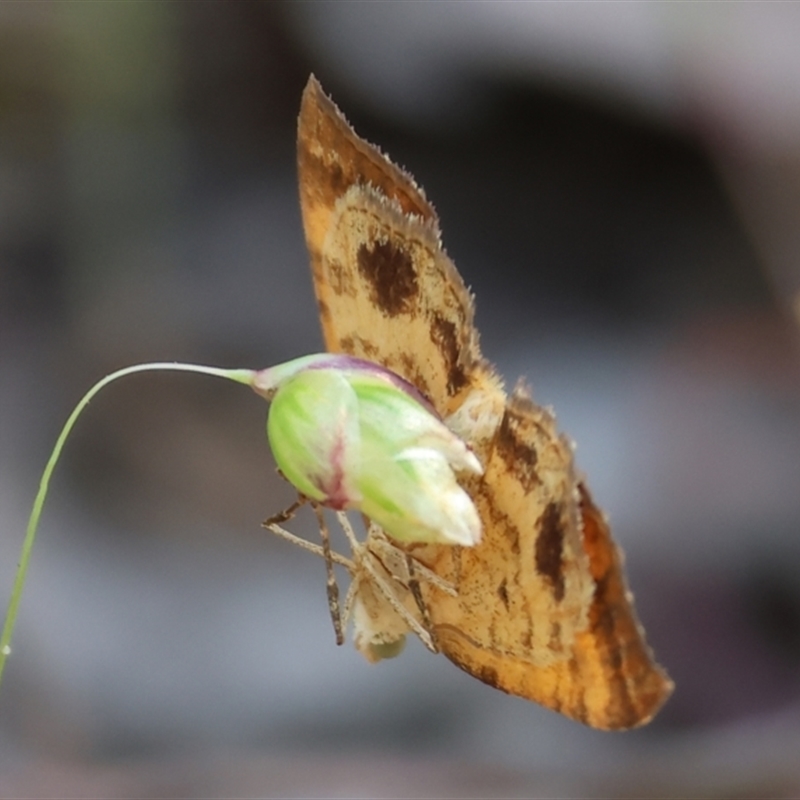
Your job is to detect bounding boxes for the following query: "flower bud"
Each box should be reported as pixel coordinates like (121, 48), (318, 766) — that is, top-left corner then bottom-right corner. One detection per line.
(252, 354), (482, 546)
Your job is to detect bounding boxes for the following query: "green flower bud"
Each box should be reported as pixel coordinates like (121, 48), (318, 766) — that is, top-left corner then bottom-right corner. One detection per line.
(252, 355), (482, 546)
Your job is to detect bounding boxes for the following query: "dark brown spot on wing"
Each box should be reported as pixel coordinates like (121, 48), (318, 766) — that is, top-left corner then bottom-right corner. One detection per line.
(339, 334), (379, 361)
(497, 578), (510, 611)
(357, 239), (418, 316)
(297, 138), (349, 220)
(505, 519), (521, 558)
(549, 621), (562, 650)
(430, 316), (468, 395)
(495, 407), (540, 493)
(328, 258), (356, 297)
(398, 353), (433, 398)
(535, 502), (566, 602)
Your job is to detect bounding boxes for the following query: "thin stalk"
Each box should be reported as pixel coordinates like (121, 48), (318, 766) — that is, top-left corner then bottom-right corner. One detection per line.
(0, 362), (256, 689)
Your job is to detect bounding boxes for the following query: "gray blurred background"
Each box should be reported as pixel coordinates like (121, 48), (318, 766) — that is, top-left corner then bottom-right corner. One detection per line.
(2, 3), (800, 798)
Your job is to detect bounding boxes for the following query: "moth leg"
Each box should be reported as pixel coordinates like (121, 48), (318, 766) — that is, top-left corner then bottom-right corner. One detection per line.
(263, 494), (307, 526)
(407, 561), (457, 597)
(333, 512), (451, 651)
(357, 551), (437, 653)
(367, 523), (457, 596)
(262, 520), (354, 570)
(336, 510), (362, 552)
(314, 504), (344, 646)
(405, 553), (439, 653)
(340, 571), (361, 632)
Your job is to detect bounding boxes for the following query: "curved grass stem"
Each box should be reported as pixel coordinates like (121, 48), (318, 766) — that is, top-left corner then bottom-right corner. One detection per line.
(0, 362), (256, 690)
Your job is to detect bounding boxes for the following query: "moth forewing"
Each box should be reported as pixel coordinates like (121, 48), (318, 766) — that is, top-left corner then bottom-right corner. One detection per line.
(295, 75), (673, 729)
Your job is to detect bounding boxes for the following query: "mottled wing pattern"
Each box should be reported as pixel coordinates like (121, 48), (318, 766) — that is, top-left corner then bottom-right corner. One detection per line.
(296, 75), (672, 729)
(297, 77), (488, 417)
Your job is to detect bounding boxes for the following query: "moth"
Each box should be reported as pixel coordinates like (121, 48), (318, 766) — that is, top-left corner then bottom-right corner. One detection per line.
(279, 75), (672, 730)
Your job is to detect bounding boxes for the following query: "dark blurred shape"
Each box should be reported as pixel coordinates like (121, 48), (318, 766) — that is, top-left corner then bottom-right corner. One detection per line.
(365, 76), (768, 331)
(177, 3), (311, 170)
(0, 12), (65, 329)
(747, 565), (800, 662)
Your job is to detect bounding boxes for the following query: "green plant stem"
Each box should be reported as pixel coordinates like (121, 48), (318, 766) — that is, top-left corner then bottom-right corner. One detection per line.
(0, 362), (256, 689)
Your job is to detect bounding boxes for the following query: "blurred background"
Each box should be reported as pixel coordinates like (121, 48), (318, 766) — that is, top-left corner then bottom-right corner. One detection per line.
(2, 2), (800, 797)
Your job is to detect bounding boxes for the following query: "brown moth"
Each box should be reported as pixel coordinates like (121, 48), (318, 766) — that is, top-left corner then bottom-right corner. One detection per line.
(291, 75), (672, 730)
